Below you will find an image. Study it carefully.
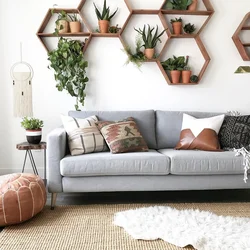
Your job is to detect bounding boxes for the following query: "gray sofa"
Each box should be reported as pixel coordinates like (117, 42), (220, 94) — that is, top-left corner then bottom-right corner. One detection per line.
(47, 110), (250, 208)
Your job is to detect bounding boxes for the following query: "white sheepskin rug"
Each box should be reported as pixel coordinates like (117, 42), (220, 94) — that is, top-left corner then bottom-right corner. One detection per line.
(114, 206), (250, 250)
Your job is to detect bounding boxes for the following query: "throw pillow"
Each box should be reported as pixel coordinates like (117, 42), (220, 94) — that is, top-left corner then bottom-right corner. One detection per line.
(175, 114), (225, 151)
(61, 115), (107, 156)
(219, 115), (250, 150)
(96, 117), (149, 154)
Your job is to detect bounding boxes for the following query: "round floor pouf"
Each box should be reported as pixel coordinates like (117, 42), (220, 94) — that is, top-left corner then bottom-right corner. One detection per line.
(0, 173), (46, 226)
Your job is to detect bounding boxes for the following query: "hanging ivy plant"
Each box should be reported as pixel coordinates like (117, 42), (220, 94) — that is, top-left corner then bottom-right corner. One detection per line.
(48, 37), (89, 110)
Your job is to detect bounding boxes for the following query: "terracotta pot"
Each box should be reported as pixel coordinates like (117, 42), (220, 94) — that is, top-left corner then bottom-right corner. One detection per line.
(69, 21), (81, 33)
(172, 22), (182, 35)
(188, 0), (198, 11)
(171, 70), (181, 84)
(57, 20), (69, 33)
(144, 48), (155, 59)
(98, 20), (109, 33)
(182, 70), (192, 84)
(26, 129), (42, 144)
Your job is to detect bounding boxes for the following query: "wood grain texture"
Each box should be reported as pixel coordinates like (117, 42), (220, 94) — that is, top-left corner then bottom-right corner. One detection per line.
(232, 12), (250, 61)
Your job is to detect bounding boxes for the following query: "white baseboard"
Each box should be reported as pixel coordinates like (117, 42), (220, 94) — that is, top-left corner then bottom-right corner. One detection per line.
(0, 168), (45, 178)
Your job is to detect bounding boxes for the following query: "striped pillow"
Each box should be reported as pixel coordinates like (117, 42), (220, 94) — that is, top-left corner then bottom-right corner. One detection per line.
(61, 115), (107, 156)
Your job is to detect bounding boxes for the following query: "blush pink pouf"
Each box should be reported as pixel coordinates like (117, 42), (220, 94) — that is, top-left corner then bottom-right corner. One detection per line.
(0, 173), (46, 226)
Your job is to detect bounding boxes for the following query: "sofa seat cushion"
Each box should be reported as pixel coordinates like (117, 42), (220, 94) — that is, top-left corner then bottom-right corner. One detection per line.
(158, 149), (244, 175)
(60, 150), (170, 177)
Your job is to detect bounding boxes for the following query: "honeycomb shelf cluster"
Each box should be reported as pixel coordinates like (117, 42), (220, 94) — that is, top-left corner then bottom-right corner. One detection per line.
(37, 0), (214, 85)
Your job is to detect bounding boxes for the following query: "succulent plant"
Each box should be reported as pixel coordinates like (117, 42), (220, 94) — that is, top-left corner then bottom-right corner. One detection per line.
(184, 23), (196, 34)
(134, 25), (167, 49)
(166, 0), (193, 10)
(190, 75), (199, 83)
(93, 0), (118, 21)
(170, 17), (183, 23)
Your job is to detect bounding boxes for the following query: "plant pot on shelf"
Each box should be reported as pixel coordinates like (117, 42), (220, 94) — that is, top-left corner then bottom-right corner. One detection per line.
(188, 0), (198, 11)
(182, 70), (192, 83)
(69, 21), (81, 33)
(57, 20), (69, 33)
(26, 129), (42, 144)
(171, 70), (181, 84)
(144, 48), (155, 59)
(172, 22), (182, 35)
(98, 20), (109, 33)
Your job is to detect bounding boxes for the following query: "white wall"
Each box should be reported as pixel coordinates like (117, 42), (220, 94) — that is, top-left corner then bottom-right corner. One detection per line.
(1, 0), (250, 175)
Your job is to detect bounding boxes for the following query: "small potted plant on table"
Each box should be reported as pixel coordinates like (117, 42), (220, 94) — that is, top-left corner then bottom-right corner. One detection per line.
(134, 24), (167, 59)
(171, 17), (183, 35)
(161, 55), (186, 84)
(21, 117), (44, 144)
(93, 0), (118, 33)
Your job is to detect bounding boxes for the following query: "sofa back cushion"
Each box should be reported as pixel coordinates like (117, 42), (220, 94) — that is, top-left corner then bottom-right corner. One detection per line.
(68, 110), (157, 149)
(156, 111), (222, 149)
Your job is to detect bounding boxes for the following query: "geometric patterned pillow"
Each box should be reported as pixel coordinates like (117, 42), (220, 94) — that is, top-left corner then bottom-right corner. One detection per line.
(218, 115), (250, 150)
(61, 115), (108, 156)
(175, 114), (225, 151)
(96, 117), (149, 154)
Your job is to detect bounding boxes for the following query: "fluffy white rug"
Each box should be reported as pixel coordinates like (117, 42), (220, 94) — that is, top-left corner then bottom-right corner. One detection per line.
(114, 206), (250, 250)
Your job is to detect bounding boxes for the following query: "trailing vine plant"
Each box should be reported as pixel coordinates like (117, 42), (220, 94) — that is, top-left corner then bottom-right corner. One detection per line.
(122, 36), (146, 69)
(48, 37), (89, 111)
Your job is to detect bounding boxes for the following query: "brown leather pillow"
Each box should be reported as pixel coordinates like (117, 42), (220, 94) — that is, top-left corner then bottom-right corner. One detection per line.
(175, 114), (225, 151)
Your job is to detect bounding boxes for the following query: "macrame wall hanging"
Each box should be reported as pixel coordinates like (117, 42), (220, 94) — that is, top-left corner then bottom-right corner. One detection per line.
(10, 43), (34, 117)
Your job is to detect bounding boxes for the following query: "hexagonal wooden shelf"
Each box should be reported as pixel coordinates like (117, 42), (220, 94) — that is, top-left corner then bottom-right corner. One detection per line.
(157, 36), (210, 85)
(232, 12), (250, 61)
(37, 8), (92, 53)
(119, 10), (169, 62)
(37, 0), (214, 85)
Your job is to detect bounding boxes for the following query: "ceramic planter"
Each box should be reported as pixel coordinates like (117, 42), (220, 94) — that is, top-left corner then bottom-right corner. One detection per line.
(188, 0), (198, 11)
(57, 20), (69, 33)
(172, 22), (182, 35)
(182, 70), (192, 84)
(69, 21), (81, 33)
(26, 129), (42, 144)
(171, 70), (181, 84)
(98, 20), (109, 33)
(144, 48), (155, 59)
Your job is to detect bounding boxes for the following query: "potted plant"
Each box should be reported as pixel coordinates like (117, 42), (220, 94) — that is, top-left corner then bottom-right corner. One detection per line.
(48, 37), (89, 110)
(166, 0), (193, 10)
(93, 0), (118, 33)
(122, 36), (146, 69)
(161, 56), (186, 83)
(183, 23), (196, 34)
(190, 75), (199, 83)
(69, 13), (81, 33)
(134, 25), (167, 59)
(52, 10), (69, 35)
(21, 117), (44, 144)
(109, 24), (121, 33)
(188, 0), (198, 11)
(171, 17), (183, 35)
(182, 56), (192, 83)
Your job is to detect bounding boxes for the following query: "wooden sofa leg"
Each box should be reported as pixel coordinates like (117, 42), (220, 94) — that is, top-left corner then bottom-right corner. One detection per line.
(51, 193), (57, 210)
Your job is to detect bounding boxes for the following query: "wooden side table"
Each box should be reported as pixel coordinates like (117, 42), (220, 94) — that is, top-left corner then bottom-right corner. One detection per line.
(16, 142), (46, 178)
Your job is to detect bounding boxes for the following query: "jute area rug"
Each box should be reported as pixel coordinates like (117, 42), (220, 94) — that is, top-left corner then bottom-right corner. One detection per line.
(0, 202), (249, 250)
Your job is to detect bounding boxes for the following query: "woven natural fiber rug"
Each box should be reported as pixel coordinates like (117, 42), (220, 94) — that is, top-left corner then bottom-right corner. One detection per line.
(0, 203), (250, 250)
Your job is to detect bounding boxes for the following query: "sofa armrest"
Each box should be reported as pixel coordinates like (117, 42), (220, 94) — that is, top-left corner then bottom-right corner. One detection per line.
(47, 127), (67, 193)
